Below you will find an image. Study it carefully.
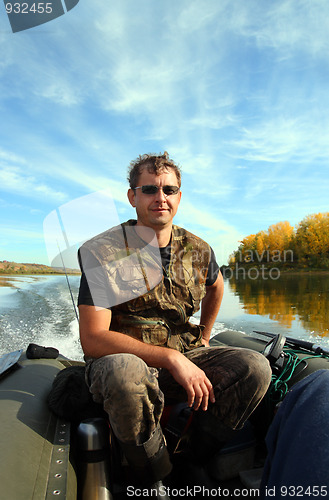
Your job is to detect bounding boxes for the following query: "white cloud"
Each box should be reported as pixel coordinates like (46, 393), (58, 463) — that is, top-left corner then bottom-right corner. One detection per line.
(177, 198), (242, 264)
(229, 115), (329, 165)
(35, 79), (83, 106)
(0, 163), (67, 202)
(0, 148), (26, 164)
(275, 2), (328, 56)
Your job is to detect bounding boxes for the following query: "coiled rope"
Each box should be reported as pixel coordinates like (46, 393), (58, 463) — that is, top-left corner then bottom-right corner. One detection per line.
(268, 348), (328, 404)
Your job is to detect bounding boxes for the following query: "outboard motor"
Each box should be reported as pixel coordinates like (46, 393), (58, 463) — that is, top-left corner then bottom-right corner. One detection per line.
(77, 418), (113, 500)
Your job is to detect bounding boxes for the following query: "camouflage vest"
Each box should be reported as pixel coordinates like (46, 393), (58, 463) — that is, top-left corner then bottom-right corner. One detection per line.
(83, 220), (211, 352)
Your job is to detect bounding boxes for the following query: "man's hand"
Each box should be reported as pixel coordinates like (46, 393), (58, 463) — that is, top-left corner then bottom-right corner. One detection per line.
(166, 350), (215, 411)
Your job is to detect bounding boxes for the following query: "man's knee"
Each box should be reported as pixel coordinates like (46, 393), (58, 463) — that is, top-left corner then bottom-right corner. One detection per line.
(90, 353), (150, 393)
(240, 348), (272, 396)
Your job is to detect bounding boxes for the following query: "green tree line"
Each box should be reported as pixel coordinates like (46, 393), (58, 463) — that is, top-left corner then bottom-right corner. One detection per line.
(229, 212), (329, 269)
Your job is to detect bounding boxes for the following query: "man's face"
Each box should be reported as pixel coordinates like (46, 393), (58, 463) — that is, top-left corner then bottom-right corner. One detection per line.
(128, 167), (182, 230)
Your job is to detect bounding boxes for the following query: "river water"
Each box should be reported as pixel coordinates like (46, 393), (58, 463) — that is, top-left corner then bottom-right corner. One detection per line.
(1, 272), (329, 360)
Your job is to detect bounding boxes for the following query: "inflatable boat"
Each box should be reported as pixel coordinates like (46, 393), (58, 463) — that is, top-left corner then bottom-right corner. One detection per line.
(1, 330), (329, 499)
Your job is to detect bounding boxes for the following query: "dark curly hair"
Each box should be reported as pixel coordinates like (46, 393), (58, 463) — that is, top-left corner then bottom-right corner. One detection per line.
(127, 152), (182, 189)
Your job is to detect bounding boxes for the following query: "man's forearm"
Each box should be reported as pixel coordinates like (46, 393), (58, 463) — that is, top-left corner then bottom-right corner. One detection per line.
(199, 273), (224, 343)
(82, 326), (178, 369)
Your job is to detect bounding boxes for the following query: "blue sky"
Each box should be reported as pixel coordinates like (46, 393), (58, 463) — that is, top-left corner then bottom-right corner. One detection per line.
(1, 0), (329, 267)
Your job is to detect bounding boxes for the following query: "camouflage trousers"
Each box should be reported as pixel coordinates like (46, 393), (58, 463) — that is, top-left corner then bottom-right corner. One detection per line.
(85, 346), (271, 446)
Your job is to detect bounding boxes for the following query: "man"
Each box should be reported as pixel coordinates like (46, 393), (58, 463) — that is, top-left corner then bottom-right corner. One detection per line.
(78, 152), (271, 492)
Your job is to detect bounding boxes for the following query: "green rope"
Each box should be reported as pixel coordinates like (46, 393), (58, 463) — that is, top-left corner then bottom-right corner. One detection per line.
(268, 349), (327, 404)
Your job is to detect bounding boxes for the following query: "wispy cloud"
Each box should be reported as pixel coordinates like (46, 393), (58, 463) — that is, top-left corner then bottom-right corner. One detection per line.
(229, 114), (329, 165)
(239, 0), (329, 59)
(178, 198), (242, 261)
(0, 158), (67, 202)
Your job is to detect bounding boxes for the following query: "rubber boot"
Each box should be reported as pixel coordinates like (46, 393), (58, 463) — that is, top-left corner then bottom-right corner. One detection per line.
(119, 425), (172, 499)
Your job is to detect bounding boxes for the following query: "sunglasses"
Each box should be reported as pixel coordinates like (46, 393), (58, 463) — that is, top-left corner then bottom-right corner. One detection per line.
(134, 185), (180, 196)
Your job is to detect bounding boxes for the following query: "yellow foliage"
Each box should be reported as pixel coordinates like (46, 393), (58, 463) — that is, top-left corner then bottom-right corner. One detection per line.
(296, 212), (329, 257)
(230, 213), (329, 268)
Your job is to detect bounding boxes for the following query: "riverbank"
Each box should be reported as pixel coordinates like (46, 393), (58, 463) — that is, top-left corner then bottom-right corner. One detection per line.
(0, 261), (80, 276)
(221, 264), (329, 281)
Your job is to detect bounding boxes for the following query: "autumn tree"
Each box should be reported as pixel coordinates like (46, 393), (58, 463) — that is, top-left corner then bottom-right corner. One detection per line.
(228, 213), (329, 269)
(295, 213), (329, 267)
(231, 222), (294, 264)
(267, 221), (294, 256)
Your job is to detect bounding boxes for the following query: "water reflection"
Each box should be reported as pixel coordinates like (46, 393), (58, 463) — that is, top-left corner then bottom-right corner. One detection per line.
(227, 272), (329, 337)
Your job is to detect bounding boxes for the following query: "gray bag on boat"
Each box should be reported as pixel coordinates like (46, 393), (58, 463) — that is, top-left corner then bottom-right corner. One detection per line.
(47, 365), (106, 422)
